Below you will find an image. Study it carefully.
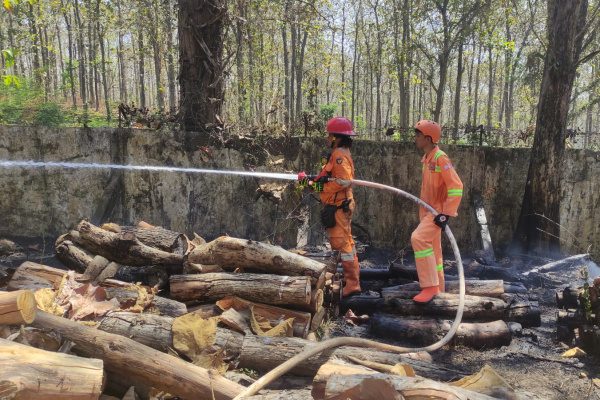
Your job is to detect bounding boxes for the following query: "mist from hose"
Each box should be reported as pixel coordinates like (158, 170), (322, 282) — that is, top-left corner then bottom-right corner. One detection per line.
(0, 159), (465, 398)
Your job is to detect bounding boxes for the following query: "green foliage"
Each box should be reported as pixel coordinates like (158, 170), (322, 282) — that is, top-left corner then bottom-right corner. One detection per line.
(0, 102), (22, 124)
(2, 49), (15, 68)
(0, 81), (114, 127)
(319, 103), (337, 122)
(580, 268), (593, 322)
(34, 102), (64, 127)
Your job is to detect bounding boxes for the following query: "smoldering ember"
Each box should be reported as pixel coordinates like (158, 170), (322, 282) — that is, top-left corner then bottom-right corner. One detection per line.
(1, 0), (600, 399)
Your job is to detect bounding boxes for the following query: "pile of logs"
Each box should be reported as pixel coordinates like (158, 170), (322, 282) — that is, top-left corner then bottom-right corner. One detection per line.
(556, 278), (600, 356)
(0, 219), (521, 399)
(342, 270), (540, 349)
(0, 220), (341, 398)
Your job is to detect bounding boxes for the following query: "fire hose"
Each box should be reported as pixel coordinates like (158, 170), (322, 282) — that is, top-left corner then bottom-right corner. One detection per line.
(233, 178), (466, 398)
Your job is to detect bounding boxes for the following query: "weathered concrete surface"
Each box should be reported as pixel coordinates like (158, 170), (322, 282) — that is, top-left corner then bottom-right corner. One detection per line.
(0, 125), (598, 260)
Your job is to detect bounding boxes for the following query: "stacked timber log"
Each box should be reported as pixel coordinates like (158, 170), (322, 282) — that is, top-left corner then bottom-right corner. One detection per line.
(55, 220), (187, 288)
(556, 278), (600, 357)
(340, 276), (539, 349)
(170, 235), (331, 338)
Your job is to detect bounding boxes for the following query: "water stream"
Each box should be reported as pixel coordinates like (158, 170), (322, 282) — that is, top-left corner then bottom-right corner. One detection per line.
(0, 160), (298, 181)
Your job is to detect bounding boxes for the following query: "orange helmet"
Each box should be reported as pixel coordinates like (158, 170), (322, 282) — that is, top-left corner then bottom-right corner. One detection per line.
(415, 120), (441, 143)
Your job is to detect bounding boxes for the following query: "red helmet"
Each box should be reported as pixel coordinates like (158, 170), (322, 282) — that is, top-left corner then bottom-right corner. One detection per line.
(326, 117), (357, 136)
(415, 120), (441, 143)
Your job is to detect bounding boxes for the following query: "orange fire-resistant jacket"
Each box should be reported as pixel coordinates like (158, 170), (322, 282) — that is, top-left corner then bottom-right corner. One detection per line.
(419, 146), (463, 219)
(318, 147), (355, 207)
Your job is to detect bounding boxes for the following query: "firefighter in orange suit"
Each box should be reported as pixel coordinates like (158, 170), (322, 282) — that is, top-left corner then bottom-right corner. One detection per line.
(411, 120), (463, 303)
(298, 117), (361, 297)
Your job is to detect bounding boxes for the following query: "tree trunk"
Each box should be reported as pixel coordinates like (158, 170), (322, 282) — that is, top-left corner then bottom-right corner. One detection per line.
(170, 272), (311, 307)
(74, 0), (87, 108)
(238, 335), (462, 381)
(86, 0), (96, 110)
(282, 4), (290, 127)
(246, 2), (255, 121)
(466, 41), (475, 127)
(400, 0), (411, 130)
(433, 50), (450, 122)
(62, 8), (77, 108)
(295, 28), (308, 121)
(453, 43), (464, 140)
(324, 373), (496, 400)
(178, 0), (226, 131)
(351, 0), (361, 122)
(187, 236), (326, 284)
(97, 0), (111, 121)
(163, 0), (176, 112)
(382, 280), (505, 299)
(32, 311), (244, 400)
(40, 23), (51, 101)
(289, 17), (297, 123)
(0, 338), (105, 399)
(150, 0), (164, 111)
(0, 17), (5, 70)
(92, 0), (100, 111)
(370, 314), (511, 348)
(27, 3), (42, 86)
(515, 0), (588, 252)
(325, 29), (335, 105)
(472, 44), (482, 126)
(55, 24), (67, 101)
(116, 1), (128, 104)
(0, 290), (37, 325)
(235, 0), (245, 122)
(486, 45), (495, 129)
(137, 21), (146, 108)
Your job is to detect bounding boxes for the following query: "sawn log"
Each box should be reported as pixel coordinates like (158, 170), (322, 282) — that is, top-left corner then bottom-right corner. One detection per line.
(31, 311), (244, 400)
(187, 236), (327, 284)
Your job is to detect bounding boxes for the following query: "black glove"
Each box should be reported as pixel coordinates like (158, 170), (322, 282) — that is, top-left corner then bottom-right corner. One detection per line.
(434, 214), (450, 229)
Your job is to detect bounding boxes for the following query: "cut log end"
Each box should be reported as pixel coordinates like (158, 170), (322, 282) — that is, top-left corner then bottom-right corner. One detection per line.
(0, 290), (37, 325)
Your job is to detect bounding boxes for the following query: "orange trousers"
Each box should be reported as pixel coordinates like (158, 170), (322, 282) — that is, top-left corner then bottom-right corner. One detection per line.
(411, 213), (444, 288)
(327, 202), (361, 295)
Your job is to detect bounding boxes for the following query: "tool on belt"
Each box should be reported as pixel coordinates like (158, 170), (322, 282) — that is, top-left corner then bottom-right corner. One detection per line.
(297, 171), (352, 228)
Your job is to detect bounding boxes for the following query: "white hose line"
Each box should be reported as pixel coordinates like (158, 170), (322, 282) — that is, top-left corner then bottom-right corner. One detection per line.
(233, 179), (466, 398)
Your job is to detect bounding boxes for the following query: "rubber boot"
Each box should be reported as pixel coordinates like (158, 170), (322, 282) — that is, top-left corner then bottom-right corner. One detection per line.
(438, 270), (445, 293)
(413, 286), (440, 303)
(342, 259), (361, 297)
